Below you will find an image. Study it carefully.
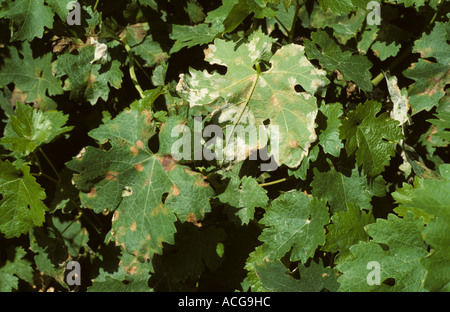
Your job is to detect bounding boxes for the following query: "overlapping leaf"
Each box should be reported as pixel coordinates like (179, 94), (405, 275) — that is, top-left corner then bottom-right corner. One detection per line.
(0, 0), (53, 41)
(305, 30), (373, 92)
(55, 45), (124, 105)
(403, 22), (450, 114)
(177, 30), (329, 168)
(337, 213), (428, 291)
(0, 102), (72, 157)
(256, 190), (329, 263)
(0, 246), (34, 291)
(393, 164), (450, 291)
(218, 175), (269, 224)
(339, 100), (403, 176)
(0, 42), (63, 110)
(67, 103), (214, 261)
(311, 167), (386, 212)
(0, 160), (48, 238)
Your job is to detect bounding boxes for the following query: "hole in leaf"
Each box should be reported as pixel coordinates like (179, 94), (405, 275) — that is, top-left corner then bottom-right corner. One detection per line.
(379, 243), (390, 251)
(122, 280), (130, 285)
(294, 84), (305, 93)
(161, 192), (169, 203)
(383, 278), (396, 286)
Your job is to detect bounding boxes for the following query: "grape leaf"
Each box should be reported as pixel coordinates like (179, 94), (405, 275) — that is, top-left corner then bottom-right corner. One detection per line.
(46, 0), (72, 21)
(311, 167), (385, 212)
(1, 0), (53, 41)
(299, 3), (366, 45)
(337, 213), (428, 292)
(55, 45), (124, 105)
(393, 164), (450, 291)
(403, 22), (450, 114)
(257, 190), (329, 263)
(0, 246), (34, 292)
(28, 224), (70, 288)
(339, 100), (403, 176)
(305, 29), (373, 92)
(0, 160), (48, 238)
(0, 102), (73, 157)
(0, 42), (63, 111)
(176, 29), (329, 168)
(67, 104), (214, 262)
(218, 175), (269, 224)
(119, 23), (168, 68)
(244, 248), (338, 292)
(322, 203), (374, 262)
(318, 103), (344, 157)
(88, 249), (153, 292)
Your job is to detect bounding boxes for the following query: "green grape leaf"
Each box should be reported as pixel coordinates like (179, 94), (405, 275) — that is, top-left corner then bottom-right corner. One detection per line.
(299, 3), (366, 45)
(218, 175), (269, 224)
(136, 0), (158, 9)
(311, 167), (383, 212)
(169, 0), (240, 53)
(66, 105), (214, 262)
(177, 29), (329, 168)
(0, 102), (73, 157)
(318, 0), (354, 15)
(88, 249), (153, 292)
(120, 23), (168, 68)
(318, 103), (344, 157)
(244, 248), (338, 292)
(393, 164), (450, 291)
(304, 29), (373, 92)
(28, 224), (70, 288)
(339, 100), (403, 177)
(322, 203), (374, 262)
(46, 0), (72, 21)
(0, 246), (34, 292)
(403, 22), (450, 114)
(337, 213), (428, 292)
(0, 42), (63, 111)
(55, 45), (124, 105)
(257, 190), (329, 263)
(1, 0), (53, 41)
(0, 160), (48, 238)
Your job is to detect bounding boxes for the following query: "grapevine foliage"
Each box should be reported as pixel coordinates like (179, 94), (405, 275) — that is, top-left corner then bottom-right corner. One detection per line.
(0, 0), (449, 292)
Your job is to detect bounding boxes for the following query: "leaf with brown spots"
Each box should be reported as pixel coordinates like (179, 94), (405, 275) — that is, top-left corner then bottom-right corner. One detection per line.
(403, 22), (450, 115)
(67, 105), (214, 264)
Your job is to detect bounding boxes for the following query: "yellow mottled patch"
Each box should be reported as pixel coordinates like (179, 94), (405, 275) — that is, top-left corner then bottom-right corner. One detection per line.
(151, 203), (169, 216)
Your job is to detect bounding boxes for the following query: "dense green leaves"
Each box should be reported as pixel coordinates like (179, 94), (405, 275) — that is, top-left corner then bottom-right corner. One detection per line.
(339, 100), (403, 176)
(305, 29), (373, 92)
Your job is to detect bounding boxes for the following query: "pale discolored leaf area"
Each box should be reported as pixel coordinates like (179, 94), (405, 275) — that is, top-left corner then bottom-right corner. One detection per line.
(177, 29), (329, 169)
